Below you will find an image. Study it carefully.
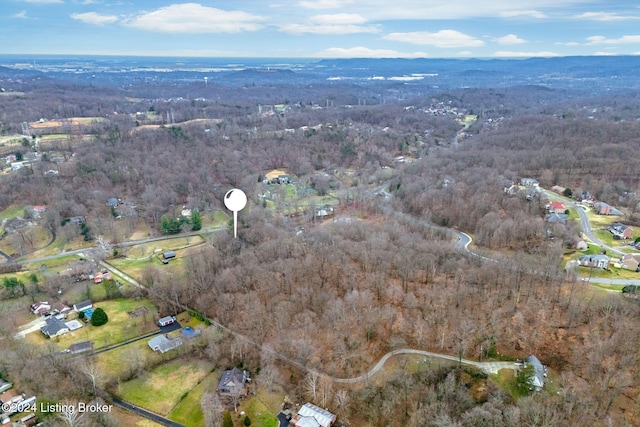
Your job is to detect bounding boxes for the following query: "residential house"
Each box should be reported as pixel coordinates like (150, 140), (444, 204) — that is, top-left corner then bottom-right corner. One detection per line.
(525, 355), (547, 391)
(291, 403), (336, 427)
(609, 222), (633, 240)
(578, 254), (610, 269)
(545, 213), (568, 224)
(0, 389), (22, 405)
(73, 300), (92, 312)
(594, 202), (623, 215)
(148, 335), (183, 353)
(572, 236), (588, 251)
(68, 215), (86, 224)
(33, 205), (47, 218)
(106, 197), (120, 208)
(548, 201), (566, 214)
(217, 367), (250, 397)
(520, 178), (539, 188)
(621, 254), (640, 271)
(41, 317), (70, 338)
(315, 206), (335, 219)
(31, 301), (51, 316)
(578, 191), (595, 204)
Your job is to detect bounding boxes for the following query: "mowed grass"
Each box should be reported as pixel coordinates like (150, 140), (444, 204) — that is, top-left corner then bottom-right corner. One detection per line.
(33, 298), (159, 349)
(117, 360), (214, 415)
(0, 205), (25, 221)
(239, 397), (279, 427)
(168, 371), (219, 427)
(110, 237), (207, 281)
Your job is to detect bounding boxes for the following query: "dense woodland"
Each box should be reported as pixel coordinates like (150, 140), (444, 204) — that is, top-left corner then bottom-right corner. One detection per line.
(0, 66), (639, 426)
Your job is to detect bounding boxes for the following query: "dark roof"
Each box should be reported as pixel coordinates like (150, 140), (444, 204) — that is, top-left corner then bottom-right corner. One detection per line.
(74, 300), (92, 311)
(69, 341), (93, 354)
(217, 367), (246, 394)
(41, 317), (68, 337)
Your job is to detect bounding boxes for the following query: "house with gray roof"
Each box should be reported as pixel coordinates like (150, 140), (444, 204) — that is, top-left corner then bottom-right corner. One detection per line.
(578, 254), (610, 269)
(217, 367), (250, 397)
(148, 335), (183, 353)
(525, 355), (547, 391)
(41, 317), (70, 338)
(292, 403), (336, 427)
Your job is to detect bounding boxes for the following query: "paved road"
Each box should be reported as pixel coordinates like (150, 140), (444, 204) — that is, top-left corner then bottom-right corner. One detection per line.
(110, 397), (186, 427)
(543, 190), (624, 256)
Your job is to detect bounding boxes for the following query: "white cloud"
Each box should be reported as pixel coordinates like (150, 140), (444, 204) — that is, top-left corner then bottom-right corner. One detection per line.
(280, 14), (378, 34)
(310, 13), (366, 25)
(586, 35), (640, 45)
(494, 34), (526, 45)
(384, 30), (484, 48)
(457, 50), (473, 56)
(13, 10), (29, 19)
(25, 0), (63, 3)
(593, 51), (619, 56)
(299, 0), (354, 9)
(555, 41), (580, 46)
(123, 3), (264, 33)
(573, 12), (638, 21)
(499, 10), (547, 19)
(312, 46), (427, 58)
(493, 50), (560, 57)
(71, 11), (118, 25)
(280, 23), (378, 34)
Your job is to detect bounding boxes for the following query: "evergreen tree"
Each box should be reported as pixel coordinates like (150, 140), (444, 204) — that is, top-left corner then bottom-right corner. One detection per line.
(90, 307), (109, 326)
(191, 210), (202, 231)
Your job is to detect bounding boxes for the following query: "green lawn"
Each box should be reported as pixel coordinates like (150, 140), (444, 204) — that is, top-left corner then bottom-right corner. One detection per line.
(117, 360), (214, 415)
(168, 371), (219, 427)
(239, 397), (278, 427)
(0, 205), (25, 221)
(47, 298), (158, 349)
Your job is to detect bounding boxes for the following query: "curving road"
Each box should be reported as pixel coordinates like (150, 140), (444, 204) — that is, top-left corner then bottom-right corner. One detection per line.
(543, 190), (624, 256)
(325, 349), (515, 384)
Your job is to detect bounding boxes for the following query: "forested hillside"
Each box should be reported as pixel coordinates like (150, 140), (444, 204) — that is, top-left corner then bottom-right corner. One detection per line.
(0, 63), (639, 426)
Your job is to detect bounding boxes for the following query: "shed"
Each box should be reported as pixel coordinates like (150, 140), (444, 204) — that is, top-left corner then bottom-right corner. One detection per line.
(158, 315), (176, 327)
(162, 251), (176, 260)
(69, 341), (94, 354)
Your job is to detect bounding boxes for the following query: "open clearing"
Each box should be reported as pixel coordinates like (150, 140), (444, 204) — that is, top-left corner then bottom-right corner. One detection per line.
(117, 360), (214, 415)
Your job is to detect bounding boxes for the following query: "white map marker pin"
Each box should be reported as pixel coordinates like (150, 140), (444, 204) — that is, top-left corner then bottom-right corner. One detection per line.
(224, 189), (247, 238)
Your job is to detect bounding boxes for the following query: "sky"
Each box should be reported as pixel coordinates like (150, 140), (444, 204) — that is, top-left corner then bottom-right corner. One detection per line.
(2, 0), (640, 58)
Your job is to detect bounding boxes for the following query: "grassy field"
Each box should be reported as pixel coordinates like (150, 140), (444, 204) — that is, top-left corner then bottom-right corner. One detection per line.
(168, 371), (219, 427)
(31, 298), (159, 349)
(109, 235), (207, 280)
(117, 360), (214, 415)
(0, 205), (25, 221)
(238, 397), (279, 427)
